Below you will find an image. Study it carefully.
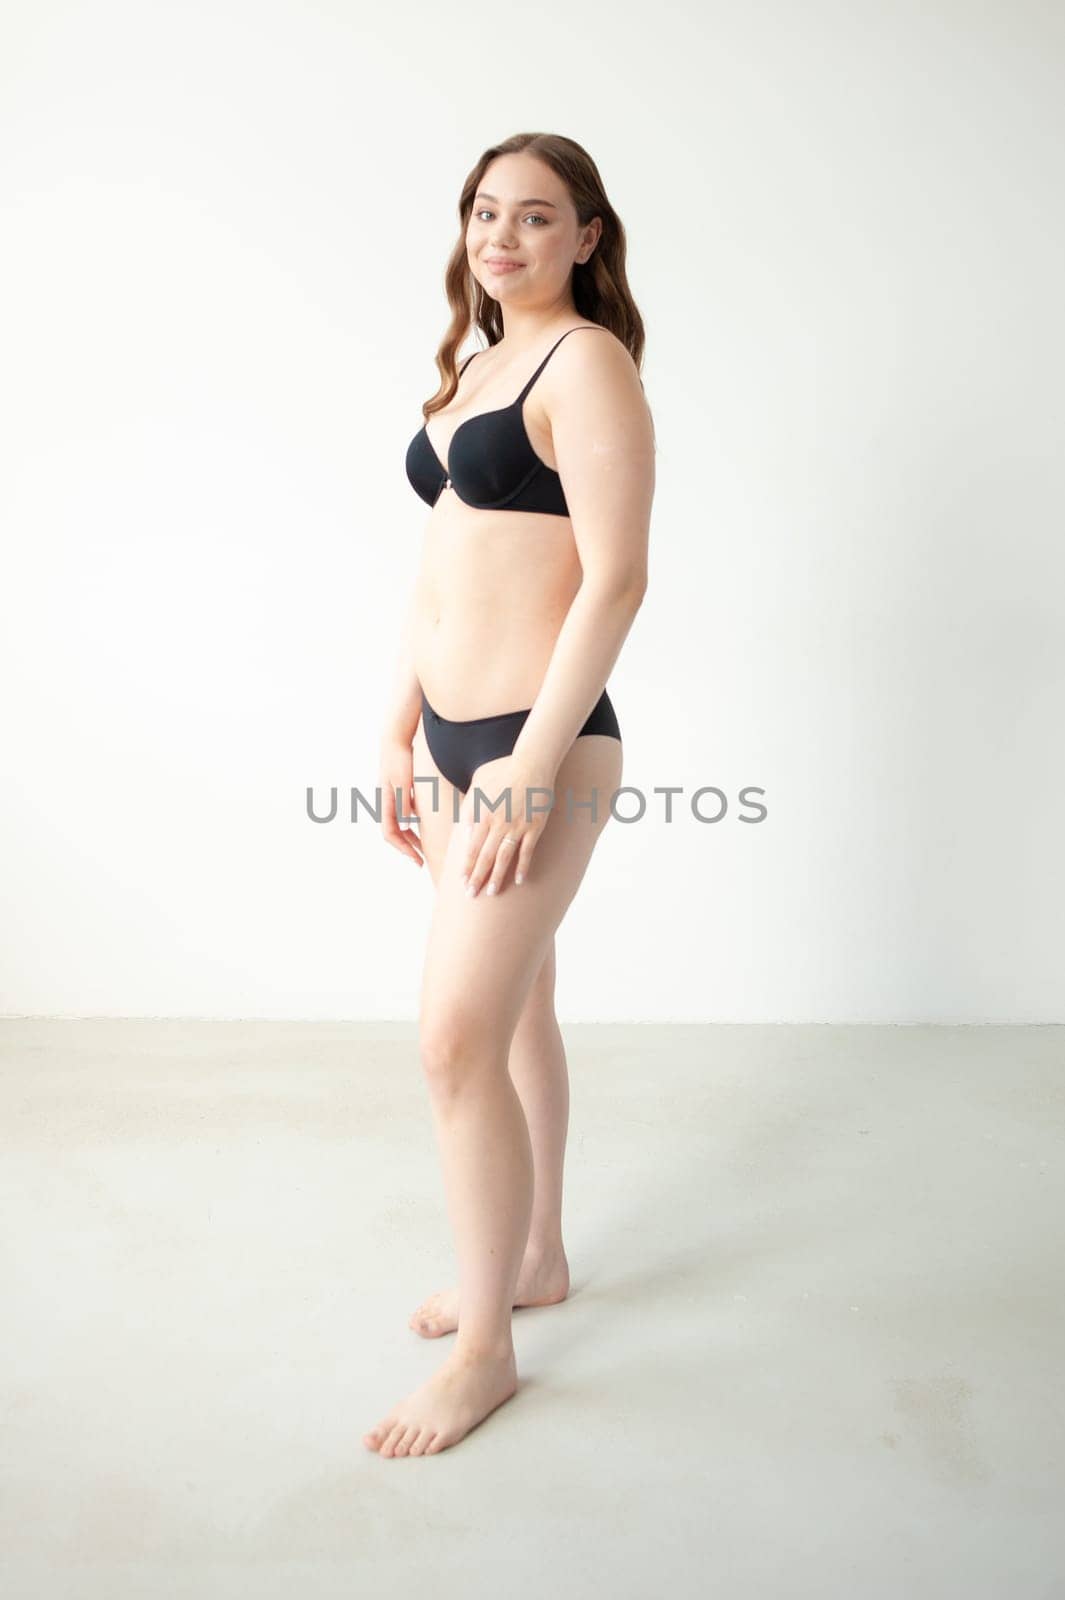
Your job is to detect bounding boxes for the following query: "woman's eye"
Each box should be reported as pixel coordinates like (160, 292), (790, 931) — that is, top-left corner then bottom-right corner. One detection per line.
(474, 209), (547, 225)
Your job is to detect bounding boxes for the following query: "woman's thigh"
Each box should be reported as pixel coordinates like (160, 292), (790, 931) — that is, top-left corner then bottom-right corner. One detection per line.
(418, 732), (623, 1063)
(412, 715), (563, 1040)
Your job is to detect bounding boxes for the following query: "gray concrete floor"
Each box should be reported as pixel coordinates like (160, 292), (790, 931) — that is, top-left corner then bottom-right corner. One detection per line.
(1, 1019), (1062, 1598)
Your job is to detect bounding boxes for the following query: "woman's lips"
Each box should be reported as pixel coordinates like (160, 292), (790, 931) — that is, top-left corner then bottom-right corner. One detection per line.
(485, 260), (524, 274)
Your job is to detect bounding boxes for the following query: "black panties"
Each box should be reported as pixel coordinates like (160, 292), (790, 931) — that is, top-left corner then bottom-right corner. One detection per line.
(420, 685), (621, 795)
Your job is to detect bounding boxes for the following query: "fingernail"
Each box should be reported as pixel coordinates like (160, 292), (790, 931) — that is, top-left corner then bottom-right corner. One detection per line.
(467, 883), (477, 898)
(515, 873), (524, 885)
(486, 884), (496, 896)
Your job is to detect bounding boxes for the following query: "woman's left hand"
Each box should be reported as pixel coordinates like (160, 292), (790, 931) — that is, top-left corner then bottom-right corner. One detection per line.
(460, 755), (556, 897)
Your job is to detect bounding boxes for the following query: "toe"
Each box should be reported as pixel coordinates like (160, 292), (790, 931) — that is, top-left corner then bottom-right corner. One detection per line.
(394, 1426), (416, 1457)
(408, 1429), (429, 1456)
(381, 1422), (406, 1457)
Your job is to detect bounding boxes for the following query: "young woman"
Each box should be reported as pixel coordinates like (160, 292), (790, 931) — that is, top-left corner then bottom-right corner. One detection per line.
(367, 132), (655, 1456)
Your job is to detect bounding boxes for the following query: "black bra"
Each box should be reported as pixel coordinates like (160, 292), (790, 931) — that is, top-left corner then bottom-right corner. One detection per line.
(404, 325), (610, 516)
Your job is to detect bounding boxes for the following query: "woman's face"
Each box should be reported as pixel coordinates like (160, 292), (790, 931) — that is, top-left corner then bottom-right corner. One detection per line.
(466, 153), (600, 306)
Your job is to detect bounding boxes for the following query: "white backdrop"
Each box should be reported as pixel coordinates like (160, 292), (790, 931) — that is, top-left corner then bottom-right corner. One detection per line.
(1, 0), (1061, 1022)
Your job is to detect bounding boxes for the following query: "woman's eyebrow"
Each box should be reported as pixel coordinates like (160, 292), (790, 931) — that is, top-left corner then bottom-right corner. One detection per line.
(473, 193), (559, 207)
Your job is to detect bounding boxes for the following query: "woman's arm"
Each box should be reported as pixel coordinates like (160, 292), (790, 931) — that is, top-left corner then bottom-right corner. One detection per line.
(378, 586), (425, 869)
(380, 585), (423, 750)
(511, 331), (653, 781)
(511, 576), (645, 783)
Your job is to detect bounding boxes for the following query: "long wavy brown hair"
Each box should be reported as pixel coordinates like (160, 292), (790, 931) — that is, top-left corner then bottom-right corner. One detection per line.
(420, 132), (648, 421)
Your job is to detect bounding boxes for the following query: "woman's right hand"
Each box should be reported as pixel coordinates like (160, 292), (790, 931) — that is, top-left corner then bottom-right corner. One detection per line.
(379, 737), (424, 868)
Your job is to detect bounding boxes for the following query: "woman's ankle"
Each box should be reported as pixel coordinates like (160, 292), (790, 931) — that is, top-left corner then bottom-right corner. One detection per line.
(521, 1236), (567, 1268)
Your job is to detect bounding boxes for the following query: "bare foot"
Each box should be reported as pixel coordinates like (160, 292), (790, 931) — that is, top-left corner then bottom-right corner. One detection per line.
(409, 1249), (570, 1339)
(362, 1344), (518, 1457)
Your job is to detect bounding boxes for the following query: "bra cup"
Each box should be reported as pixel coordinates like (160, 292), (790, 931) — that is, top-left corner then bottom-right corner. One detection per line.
(404, 426), (446, 506)
(448, 404), (543, 508)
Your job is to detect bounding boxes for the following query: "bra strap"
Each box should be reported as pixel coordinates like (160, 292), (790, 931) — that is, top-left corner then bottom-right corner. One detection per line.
(458, 350), (481, 376)
(514, 325), (609, 403)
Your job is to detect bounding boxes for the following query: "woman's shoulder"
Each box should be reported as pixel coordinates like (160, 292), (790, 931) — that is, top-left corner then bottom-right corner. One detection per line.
(545, 322), (639, 387)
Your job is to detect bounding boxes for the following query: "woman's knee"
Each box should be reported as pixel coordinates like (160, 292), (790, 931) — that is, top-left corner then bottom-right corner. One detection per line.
(418, 1002), (503, 1086)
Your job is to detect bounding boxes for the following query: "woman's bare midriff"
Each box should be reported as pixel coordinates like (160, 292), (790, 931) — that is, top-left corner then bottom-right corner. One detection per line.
(413, 494), (582, 718)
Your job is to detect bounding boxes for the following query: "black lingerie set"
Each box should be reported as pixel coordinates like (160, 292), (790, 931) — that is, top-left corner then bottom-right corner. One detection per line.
(403, 325), (622, 794)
